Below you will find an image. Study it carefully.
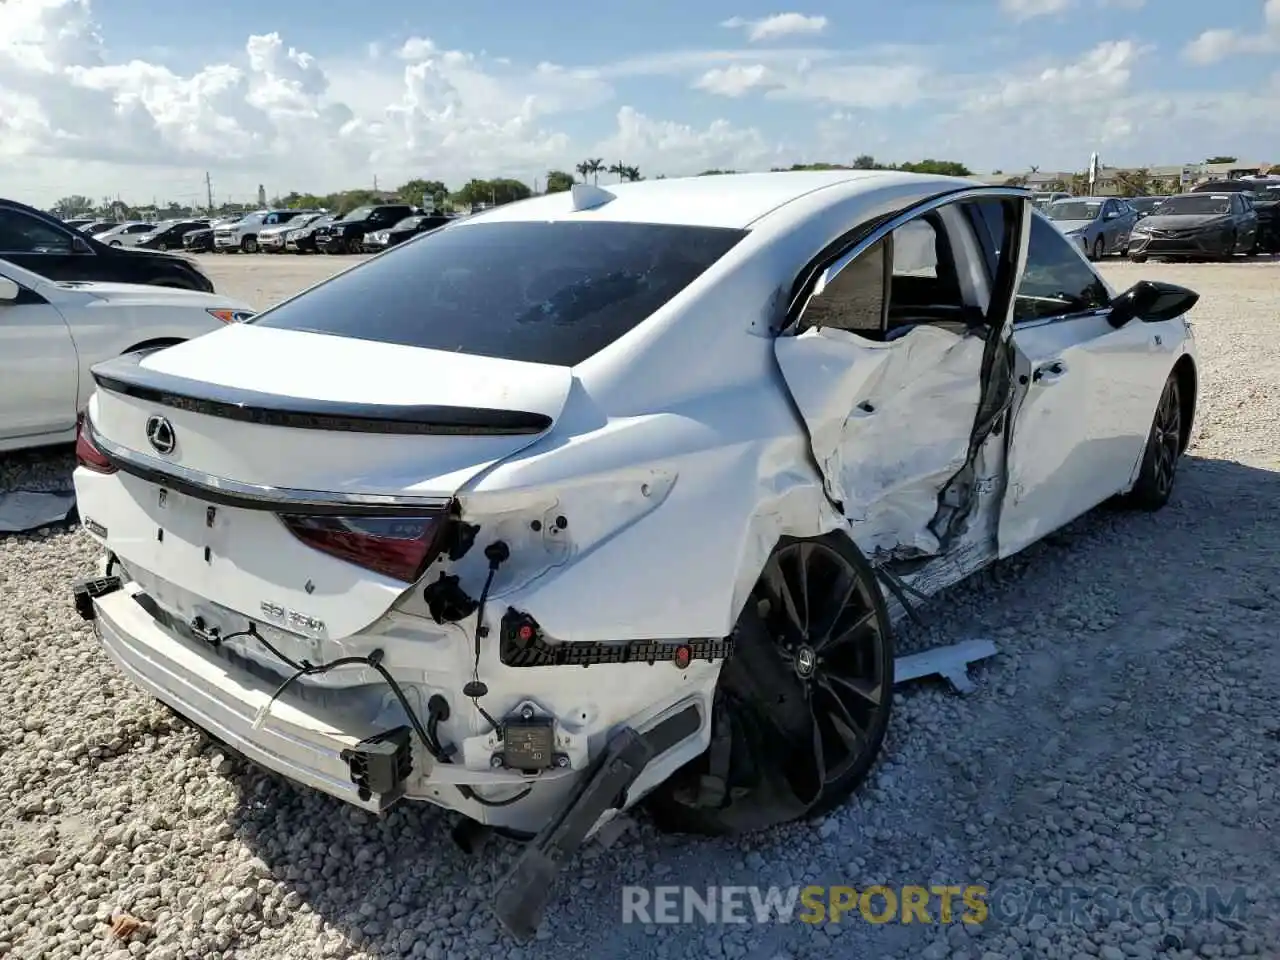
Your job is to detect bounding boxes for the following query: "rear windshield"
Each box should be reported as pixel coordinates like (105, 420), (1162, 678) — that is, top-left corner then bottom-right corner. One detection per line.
(250, 220), (747, 366)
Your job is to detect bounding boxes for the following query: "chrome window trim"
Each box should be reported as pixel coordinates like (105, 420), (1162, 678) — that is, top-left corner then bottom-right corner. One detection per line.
(803, 186), (1034, 312)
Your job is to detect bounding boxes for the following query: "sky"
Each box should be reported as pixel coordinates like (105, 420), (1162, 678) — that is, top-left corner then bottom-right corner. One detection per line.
(1, 0), (1277, 207)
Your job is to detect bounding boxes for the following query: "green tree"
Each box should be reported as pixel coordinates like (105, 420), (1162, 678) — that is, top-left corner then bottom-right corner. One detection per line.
(396, 179), (449, 207)
(852, 154), (879, 169)
(452, 178), (532, 208)
(607, 161), (626, 182)
(622, 165), (642, 182)
(576, 158), (604, 184)
(697, 168), (736, 176)
(896, 159), (972, 176)
(53, 195), (95, 217)
(1204, 156), (1237, 164)
(544, 170), (575, 193)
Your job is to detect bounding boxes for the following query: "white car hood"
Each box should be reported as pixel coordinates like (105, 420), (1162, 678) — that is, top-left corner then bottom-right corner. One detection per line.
(56, 281), (252, 311)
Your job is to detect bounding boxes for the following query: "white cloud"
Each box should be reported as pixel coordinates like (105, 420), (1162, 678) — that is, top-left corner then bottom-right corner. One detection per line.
(999, 0), (1074, 20)
(693, 64), (772, 97)
(0, 0), (1275, 207)
(721, 13), (829, 42)
(1183, 0), (1280, 63)
(589, 106), (778, 175)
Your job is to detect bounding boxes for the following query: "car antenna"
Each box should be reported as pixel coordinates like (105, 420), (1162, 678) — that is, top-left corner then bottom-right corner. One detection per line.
(570, 183), (615, 211)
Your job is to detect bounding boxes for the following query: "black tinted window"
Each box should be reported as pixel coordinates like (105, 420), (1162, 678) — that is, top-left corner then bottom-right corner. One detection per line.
(251, 220), (747, 366)
(1015, 216), (1109, 323)
(0, 210), (74, 253)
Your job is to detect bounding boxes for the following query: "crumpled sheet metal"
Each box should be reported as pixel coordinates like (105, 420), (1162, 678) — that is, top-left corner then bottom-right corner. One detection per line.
(0, 490), (76, 533)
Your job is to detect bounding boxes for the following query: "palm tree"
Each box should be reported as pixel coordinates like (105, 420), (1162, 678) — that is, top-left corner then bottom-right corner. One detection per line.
(575, 161), (590, 184)
(608, 162), (626, 182)
(584, 158), (604, 185)
(622, 165), (642, 182)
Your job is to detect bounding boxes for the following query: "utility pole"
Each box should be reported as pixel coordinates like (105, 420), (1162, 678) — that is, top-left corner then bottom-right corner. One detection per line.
(205, 172), (214, 214)
(373, 174), (379, 192)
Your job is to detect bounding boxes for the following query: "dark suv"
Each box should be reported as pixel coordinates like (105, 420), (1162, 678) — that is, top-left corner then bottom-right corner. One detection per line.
(0, 198), (214, 291)
(135, 220), (209, 252)
(316, 204), (415, 254)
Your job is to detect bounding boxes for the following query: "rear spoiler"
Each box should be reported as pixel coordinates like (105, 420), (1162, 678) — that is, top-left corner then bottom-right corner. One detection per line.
(90, 351), (552, 437)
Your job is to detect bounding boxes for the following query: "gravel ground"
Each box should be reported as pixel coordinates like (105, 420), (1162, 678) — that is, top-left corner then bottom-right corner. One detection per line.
(1, 256), (1278, 960)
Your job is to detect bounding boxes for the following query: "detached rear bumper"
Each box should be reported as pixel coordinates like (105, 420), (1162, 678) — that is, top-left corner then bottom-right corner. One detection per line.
(90, 588), (391, 812)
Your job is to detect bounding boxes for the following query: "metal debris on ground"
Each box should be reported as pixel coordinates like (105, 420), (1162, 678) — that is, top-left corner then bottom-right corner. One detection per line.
(894, 638), (998, 694)
(0, 490), (76, 533)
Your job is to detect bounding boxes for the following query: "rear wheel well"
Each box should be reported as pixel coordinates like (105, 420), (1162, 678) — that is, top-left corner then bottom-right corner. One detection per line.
(1171, 354), (1196, 453)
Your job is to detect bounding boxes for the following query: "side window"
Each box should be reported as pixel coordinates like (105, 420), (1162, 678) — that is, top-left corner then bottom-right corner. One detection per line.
(0, 210), (73, 253)
(264, 214), (280, 225)
(1015, 217), (1110, 324)
(799, 239), (887, 338)
(128, 224), (153, 234)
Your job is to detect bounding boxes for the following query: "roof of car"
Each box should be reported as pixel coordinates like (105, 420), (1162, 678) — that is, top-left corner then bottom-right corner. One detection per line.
(460, 170), (976, 230)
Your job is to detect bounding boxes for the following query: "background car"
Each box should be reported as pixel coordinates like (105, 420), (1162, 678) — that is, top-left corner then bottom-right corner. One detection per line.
(62, 217), (96, 230)
(71, 172), (1198, 941)
(361, 213), (453, 252)
(0, 198), (215, 291)
(214, 209), (316, 253)
(317, 204), (414, 253)
(1128, 191), (1259, 262)
(1041, 196), (1137, 259)
(1126, 197), (1165, 219)
(0, 257), (251, 452)
(1032, 191), (1071, 209)
(284, 214), (339, 253)
(80, 220), (120, 236)
(96, 222), (161, 248)
(259, 213), (323, 253)
(1190, 177), (1280, 253)
(135, 220), (208, 252)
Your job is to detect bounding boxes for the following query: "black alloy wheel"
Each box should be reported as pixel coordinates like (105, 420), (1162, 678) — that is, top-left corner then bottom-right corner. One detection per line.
(648, 532), (894, 835)
(1123, 373), (1182, 511)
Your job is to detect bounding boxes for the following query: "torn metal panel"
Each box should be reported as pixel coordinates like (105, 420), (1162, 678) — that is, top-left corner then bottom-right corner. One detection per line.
(895, 638), (997, 694)
(774, 323), (986, 556)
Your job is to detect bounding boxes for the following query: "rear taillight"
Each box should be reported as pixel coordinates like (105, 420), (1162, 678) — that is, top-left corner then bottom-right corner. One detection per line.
(279, 512), (449, 582)
(75, 412), (117, 474)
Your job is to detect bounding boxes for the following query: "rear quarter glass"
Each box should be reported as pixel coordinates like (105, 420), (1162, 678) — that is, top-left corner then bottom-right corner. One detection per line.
(248, 220), (747, 367)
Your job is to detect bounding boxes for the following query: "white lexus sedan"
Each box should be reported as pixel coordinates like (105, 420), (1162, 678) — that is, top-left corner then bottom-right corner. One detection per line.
(0, 258), (254, 453)
(69, 172), (1198, 938)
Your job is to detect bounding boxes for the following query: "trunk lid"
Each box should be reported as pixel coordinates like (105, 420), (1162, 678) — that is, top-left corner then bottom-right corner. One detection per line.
(78, 323), (571, 638)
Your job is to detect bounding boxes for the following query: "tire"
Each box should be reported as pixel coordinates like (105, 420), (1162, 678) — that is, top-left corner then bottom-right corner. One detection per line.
(1129, 254), (1147, 263)
(1092, 237), (1105, 261)
(1121, 373), (1182, 511)
(346, 237), (363, 254)
(646, 531), (895, 836)
(1221, 231), (1236, 259)
(241, 235), (258, 254)
(156, 242), (168, 251)
(109, 241), (122, 247)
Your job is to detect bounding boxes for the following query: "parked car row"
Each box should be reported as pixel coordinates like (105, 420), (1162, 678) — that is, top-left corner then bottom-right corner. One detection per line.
(1038, 177), (1280, 262)
(177, 205), (460, 256)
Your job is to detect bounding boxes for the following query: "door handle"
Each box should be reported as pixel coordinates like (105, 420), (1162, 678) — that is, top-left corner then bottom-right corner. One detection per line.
(1032, 361), (1067, 383)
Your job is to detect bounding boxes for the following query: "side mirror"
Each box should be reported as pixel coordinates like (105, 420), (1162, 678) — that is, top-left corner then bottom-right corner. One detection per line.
(1109, 280), (1199, 328)
(0, 276), (19, 302)
(72, 235), (92, 253)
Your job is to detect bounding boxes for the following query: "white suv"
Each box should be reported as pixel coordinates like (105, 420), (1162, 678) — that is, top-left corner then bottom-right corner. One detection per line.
(213, 210), (316, 253)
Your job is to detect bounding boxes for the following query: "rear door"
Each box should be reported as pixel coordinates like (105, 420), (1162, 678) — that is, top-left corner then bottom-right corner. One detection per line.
(773, 187), (1029, 560)
(996, 215), (1174, 557)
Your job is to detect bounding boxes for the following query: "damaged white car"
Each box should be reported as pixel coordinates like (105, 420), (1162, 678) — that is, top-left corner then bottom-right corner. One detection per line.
(70, 172), (1199, 937)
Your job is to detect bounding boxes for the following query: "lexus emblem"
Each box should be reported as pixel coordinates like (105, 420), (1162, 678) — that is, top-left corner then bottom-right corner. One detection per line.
(795, 645), (817, 679)
(145, 415), (176, 455)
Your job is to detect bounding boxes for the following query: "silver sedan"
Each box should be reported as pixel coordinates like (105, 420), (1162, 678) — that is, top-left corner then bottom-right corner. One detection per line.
(1042, 197), (1138, 260)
